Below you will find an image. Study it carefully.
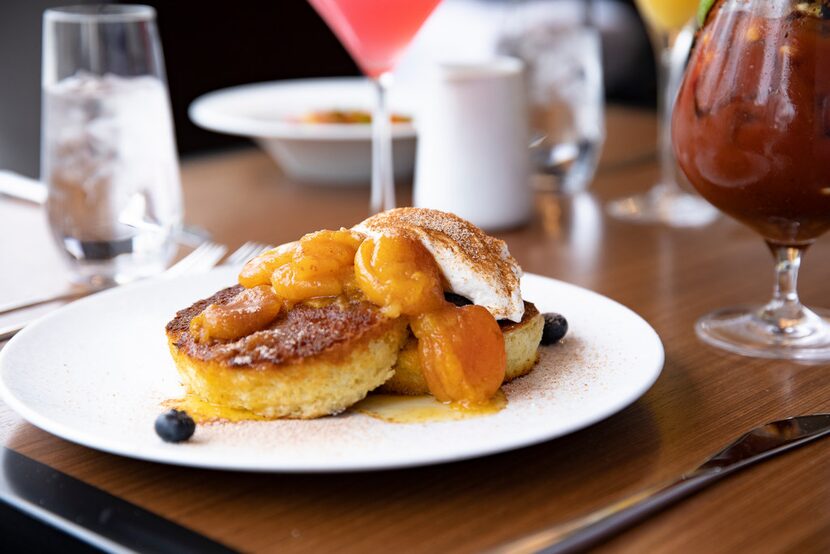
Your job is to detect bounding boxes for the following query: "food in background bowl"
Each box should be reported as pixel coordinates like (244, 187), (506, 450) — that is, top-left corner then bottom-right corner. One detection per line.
(297, 109), (412, 125)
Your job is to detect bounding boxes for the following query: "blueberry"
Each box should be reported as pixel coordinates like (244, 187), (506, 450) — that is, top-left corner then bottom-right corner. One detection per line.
(541, 313), (568, 345)
(444, 292), (473, 307)
(155, 409), (196, 443)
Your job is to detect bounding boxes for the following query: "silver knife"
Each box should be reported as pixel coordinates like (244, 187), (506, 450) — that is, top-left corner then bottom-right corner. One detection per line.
(0, 447), (237, 553)
(491, 414), (830, 554)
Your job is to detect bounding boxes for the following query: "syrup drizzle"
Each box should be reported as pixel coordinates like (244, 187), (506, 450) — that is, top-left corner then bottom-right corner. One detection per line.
(350, 390), (507, 423)
(164, 397), (268, 424)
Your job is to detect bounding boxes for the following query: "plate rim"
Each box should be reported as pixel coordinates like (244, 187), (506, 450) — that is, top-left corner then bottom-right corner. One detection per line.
(188, 77), (417, 142)
(0, 270), (664, 473)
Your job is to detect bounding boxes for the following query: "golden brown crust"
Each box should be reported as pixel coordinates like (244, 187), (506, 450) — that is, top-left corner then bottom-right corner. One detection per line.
(166, 285), (242, 335)
(166, 286), (395, 368)
(167, 320), (409, 419)
(165, 286), (410, 418)
(499, 301), (539, 333)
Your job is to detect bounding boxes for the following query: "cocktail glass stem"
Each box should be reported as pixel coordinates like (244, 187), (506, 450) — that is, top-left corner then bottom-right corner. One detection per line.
(607, 24), (718, 227)
(757, 245), (818, 337)
(695, 242), (830, 360)
(655, 37), (679, 197)
(370, 72), (395, 215)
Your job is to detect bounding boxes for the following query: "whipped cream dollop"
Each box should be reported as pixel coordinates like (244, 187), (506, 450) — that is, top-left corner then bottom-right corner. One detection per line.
(353, 208), (525, 322)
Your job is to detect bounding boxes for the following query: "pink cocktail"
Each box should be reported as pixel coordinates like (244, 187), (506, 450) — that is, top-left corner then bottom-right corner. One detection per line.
(309, 0), (440, 78)
(308, 0), (440, 212)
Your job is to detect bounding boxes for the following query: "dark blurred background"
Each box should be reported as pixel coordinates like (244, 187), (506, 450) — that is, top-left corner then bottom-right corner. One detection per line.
(0, 0), (655, 178)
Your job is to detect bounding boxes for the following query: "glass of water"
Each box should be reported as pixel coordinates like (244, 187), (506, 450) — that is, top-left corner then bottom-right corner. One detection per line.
(41, 5), (182, 286)
(502, 24), (605, 195)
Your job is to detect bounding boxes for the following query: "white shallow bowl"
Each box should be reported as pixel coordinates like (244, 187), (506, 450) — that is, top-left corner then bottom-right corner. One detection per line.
(189, 78), (417, 186)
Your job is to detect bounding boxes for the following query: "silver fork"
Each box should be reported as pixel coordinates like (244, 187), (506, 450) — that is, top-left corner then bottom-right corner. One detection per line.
(0, 241), (275, 342)
(222, 241), (273, 268)
(163, 241), (228, 278)
(0, 241), (232, 342)
(0, 241), (228, 317)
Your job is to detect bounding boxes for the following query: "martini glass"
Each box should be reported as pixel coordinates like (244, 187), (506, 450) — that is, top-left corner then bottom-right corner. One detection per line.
(308, 0), (441, 214)
(673, 0), (830, 360)
(607, 0), (718, 227)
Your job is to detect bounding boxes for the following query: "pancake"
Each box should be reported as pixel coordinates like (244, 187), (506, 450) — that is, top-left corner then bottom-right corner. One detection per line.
(379, 301), (544, 395)
(166, 285), (409, 419)
(167, 209), (545, 418)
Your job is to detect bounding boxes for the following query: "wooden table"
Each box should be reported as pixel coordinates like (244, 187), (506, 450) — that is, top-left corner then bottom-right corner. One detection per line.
(1, 107), (829, 553)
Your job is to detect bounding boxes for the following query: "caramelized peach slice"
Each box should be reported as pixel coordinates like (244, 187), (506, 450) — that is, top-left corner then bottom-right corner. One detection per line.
(190, 285), (282, 342)
(411, 304), (506, 405)
(271, 229), (363, 302)
(354, 235), (445, 318)
(239, 242), (297, 288)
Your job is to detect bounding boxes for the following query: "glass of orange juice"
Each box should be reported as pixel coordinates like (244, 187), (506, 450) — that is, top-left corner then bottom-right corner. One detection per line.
(607, 0), (718, 227)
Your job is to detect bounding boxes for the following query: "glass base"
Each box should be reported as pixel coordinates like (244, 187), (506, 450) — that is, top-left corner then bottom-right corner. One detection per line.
(607, 183), (719, 227)
(65, 258), (168, 288)
(696, 305), (830, 362)
(60, 235), (176, 288)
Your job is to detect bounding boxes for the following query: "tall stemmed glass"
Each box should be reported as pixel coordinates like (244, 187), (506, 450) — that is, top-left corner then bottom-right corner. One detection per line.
(308, 0), (441, 214)
(607, 0), (718, 227)
(673, 0), (830, 360)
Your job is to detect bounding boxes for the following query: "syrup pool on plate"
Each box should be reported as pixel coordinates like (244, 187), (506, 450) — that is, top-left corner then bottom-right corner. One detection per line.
(164, 397), (268, 424)
(352, 391), (507, 423)
(167, 393), (507, 425)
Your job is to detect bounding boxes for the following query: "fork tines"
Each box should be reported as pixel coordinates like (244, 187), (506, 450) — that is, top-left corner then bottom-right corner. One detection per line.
(165, 242), (228, 277)
(224, 242), (274, 267)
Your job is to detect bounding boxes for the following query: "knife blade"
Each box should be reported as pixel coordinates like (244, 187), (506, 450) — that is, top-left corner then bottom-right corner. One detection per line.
(491, 414), (830, 554)
(0, 447), (238, 553)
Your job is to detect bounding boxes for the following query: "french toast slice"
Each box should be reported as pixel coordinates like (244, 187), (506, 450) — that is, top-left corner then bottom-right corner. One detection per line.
(166, 285), (409, 419)
(379, 301), (544, 395)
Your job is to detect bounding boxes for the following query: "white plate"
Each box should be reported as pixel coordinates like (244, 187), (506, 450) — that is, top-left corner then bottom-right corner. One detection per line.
(189, 78), (417, 185)
(0, 268), (663, 473)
